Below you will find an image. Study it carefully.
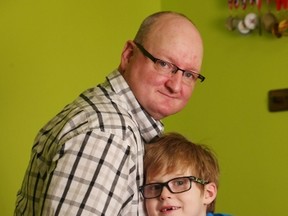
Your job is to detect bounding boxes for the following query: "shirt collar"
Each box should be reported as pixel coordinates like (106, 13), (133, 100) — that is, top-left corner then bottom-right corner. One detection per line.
(106, 70), (164, 142)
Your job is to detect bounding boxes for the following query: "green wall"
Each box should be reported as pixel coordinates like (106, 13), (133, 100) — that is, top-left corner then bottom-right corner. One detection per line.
(1, 0), (287, 215)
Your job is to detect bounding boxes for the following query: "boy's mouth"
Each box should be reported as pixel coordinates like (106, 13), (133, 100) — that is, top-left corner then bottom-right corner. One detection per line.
(160, 206), (180, 212)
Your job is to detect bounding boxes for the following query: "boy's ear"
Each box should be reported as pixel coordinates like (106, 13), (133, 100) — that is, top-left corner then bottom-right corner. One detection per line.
(203, 182), (217, 205)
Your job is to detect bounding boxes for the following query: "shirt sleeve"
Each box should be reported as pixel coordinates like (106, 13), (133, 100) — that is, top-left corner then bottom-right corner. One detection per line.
(39, 130), (139, 215)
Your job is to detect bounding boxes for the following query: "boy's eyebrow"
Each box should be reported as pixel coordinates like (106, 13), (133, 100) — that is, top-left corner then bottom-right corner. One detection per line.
(146, 173), (187, 183)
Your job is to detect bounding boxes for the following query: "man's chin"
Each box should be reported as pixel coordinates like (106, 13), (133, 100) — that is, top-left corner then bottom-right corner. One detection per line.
(154, 109), (179, 120)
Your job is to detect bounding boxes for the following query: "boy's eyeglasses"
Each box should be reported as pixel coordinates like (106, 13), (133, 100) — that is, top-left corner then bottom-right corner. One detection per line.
(134, 42), (205, 85)
(139, 176), (208, 199)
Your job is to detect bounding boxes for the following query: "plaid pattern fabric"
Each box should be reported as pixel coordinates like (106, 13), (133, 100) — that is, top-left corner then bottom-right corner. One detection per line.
(15, 70), (163, 216)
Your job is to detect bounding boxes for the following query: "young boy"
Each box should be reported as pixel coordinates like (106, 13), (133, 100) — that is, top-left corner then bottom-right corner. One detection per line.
(140, 132), (230, 216)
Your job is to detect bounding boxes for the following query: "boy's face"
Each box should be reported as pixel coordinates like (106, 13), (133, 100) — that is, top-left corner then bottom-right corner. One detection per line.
(144, 170), (213, 216)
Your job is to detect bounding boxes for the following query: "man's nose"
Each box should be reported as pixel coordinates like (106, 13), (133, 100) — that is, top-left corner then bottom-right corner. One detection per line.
(165, 71), (182, 93)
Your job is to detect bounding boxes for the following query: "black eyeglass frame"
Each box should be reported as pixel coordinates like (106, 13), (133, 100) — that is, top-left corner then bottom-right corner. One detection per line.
(139, 175), (209, 199)
(134, 42), (205, 82)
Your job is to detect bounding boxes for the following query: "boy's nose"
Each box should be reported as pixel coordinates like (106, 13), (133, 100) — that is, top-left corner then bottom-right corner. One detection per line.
(159, 186), (172, 200)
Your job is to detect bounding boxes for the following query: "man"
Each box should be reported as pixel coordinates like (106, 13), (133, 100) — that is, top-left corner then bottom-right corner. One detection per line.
(15, 11), (204, 215)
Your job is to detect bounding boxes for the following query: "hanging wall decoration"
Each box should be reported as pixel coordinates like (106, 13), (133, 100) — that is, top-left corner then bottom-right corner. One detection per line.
(226, 0), (288, 38)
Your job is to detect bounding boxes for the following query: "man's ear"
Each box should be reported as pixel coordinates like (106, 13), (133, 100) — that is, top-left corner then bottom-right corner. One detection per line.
(118, 40), (135, 73)
(203, 182), (217, 205)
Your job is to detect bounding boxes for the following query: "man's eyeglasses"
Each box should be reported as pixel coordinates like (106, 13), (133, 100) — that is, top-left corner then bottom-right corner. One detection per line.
(139, 176), (208, 199)
(134, 42), (205, 85)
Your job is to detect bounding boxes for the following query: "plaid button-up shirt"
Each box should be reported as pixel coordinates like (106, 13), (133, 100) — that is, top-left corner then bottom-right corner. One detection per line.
(15, 70), (163, 216)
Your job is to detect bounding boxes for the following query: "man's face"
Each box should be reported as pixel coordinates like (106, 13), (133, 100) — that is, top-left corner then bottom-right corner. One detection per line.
(119, 15), (203, 120)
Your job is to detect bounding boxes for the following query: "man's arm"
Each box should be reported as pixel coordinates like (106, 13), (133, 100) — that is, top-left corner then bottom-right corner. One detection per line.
(39, 130), (138, 215)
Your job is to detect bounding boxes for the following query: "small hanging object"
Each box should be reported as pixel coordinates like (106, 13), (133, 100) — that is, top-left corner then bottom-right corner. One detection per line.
(262, 12), (278, 32)
(272, 19), (288, 37)
(256, 0), (262, 10)
(238, 19), (251, 33)
(244, 12), (258, 30)
(275, 0), (288, 11)
(226, 16), (240, 31)
(242, 0), (248, 9)
(249, 0), (256, 5)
